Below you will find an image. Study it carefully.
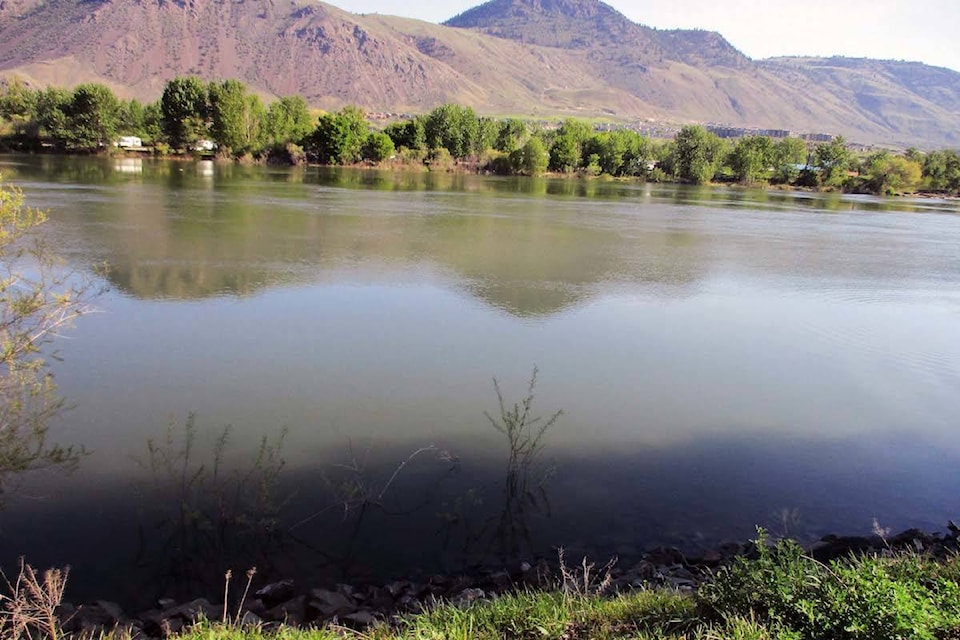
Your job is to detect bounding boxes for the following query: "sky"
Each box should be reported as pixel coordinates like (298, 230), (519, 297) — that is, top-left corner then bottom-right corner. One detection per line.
(332, 0), (960, 72)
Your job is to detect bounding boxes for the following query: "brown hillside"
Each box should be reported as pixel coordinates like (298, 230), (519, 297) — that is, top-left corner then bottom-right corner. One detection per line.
(0, 0), (957, 147)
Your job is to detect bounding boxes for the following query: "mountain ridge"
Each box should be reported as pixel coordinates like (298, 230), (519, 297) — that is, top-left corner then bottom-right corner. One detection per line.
(0, 0), (957, 147)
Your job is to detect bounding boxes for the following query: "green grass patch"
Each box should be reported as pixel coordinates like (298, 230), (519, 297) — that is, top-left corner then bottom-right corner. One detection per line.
(697, 531), (960, 640)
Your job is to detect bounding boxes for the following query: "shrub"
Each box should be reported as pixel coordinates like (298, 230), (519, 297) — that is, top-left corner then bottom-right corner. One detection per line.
(697, 530), (960, 640)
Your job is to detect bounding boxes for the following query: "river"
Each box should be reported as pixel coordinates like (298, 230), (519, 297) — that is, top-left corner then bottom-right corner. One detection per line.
(1, 155), (959, 606)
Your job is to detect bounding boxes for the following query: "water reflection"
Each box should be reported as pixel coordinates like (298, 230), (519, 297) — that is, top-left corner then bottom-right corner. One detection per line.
(0, 155), (958, 608)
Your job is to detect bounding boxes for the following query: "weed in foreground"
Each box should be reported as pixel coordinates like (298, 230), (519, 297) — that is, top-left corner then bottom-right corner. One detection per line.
(557, 547), (617, 598)
(0, 559), (69, 640)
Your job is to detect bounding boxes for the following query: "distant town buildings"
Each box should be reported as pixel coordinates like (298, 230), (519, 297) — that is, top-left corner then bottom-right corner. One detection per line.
(708, 125), (833, 142)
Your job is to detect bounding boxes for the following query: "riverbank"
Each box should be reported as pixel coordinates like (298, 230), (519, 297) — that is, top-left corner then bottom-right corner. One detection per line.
(24, 525), (959, 639)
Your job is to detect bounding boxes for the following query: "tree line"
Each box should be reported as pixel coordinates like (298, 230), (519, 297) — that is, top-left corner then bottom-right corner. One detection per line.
(1, 77), (958, 195)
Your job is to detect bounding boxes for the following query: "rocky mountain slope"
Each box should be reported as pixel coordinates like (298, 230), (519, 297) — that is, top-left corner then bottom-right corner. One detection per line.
(0, 0), (957, 147)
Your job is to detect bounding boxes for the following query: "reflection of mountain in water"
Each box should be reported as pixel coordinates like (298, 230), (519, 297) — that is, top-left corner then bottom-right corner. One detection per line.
(34, 159), (708, 315)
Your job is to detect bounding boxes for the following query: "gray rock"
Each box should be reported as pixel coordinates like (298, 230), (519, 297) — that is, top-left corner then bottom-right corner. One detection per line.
(256, 580), (295, 606)
(266, 595), (307, 624)
(385, 581), (412, 597)
(343, 610), (376, 626)
(163, 617), (184, 635)
(137, 609), (165, 635)
(451, 588), (485, 606)
(96, 600), (124, 623)
(171, 598), (218, 622)
(72, 603), (116, 630)
(240, 611), (262, 626)
(309, 588), (353, 610)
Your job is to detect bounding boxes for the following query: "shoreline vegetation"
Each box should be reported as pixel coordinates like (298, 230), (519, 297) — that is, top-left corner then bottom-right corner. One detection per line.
(1, 76), (959, 198)
(6, 526), (960, 640)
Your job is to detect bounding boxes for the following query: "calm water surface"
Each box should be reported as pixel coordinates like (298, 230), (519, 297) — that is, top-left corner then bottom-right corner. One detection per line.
(1, 155), (959, 605)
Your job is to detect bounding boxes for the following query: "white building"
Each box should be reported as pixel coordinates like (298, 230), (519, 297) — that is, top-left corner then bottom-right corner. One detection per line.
(115, 136), (143, 148)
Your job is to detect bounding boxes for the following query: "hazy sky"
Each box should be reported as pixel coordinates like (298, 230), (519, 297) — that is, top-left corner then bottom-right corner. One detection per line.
(333, 0), (960, 72)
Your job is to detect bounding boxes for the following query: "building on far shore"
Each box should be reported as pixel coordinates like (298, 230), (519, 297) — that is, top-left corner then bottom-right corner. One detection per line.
(115, 136), (143, 148)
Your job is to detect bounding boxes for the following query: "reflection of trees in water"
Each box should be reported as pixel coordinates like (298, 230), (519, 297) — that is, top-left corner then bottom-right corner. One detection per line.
(42, 162), (709, 314)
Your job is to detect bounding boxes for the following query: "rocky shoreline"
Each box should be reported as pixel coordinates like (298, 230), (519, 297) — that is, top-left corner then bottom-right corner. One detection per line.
(55, 525), (960, 638)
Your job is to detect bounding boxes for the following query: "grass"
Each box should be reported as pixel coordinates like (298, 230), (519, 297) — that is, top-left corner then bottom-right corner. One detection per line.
(7, 531), (960, 639)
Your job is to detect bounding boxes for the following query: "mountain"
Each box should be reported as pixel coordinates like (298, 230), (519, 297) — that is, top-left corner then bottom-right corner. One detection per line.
(0, 0), (958, 147)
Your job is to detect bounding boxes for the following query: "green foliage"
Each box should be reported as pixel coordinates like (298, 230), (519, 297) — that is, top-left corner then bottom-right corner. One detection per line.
(922, 149), (960, 193)
(425, 103), (480, 159)
(0, 178), (90, 504)
(728, 135), (774, 184)
(208, 80), (266, 154)
(306, 105), (370, 164)
(362, 131), (396, 163)
(671, 125), (726, 184)
(476, 116), (499, 154)
(583, 129), (653, 177)
(263, 96), (314, 147)
(697, 530), (960, 640)
(115, 98), (146, 137)
(548, 118), (592, 173)
(517, 136), (549, 175)
(425, 147), (455, 172)
(60, 84), (119, 151)
(161, 76), (210, 149)
(862, 152), (923, 195)
(813, 136), (852, 187)
(384, 117), (427, 152)
(494, 118), (528, 153)
(771, 138), (808, 184)
(0, 78), (39, 137)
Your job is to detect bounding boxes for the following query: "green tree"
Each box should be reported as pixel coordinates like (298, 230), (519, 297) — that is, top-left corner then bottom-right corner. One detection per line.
(813, 136), (852, 187)
(771, 137), (808, 184)
(141, 101), (164, 143)
(0, 177), (90, 502)
(583, 129), (652, 177)
(362, 131), (395, 163)
(306, 105), (369, 164)
(263, 96), (314, 146)
(161, 76), (209, 149)
(548, 118), (592, 173)
(922, 149), (960, 193)
(728, 135), (774, 184)
(208, 80), (265, 154)
(425, 104), (479, 159)
(64, 84), (119, 151)
(34, 87), (70, 146)
(0, 78), (39, 137)
(517, 136), (548, 175)
(494, 118), (528, 153)
(672, 125), (725, 184)
(476, 116), (499, 154)
(116, 99), (148, 137)
(863, 152), (922, 195)
(384, 118), (426, 152)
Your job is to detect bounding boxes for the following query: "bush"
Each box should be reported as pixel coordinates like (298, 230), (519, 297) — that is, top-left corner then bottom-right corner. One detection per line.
(425, 147), (455, 172)
(697, 530), (960, 640)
